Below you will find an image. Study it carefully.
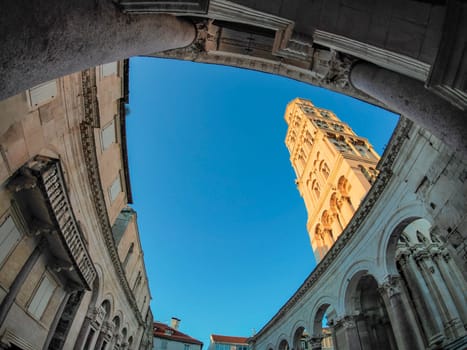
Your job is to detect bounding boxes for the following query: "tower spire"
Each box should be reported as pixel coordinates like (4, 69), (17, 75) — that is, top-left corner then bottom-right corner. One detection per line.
(284, 98), (380, 262)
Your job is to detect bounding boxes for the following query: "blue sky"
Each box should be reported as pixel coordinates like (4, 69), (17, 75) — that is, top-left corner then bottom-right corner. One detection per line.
(126, 57), (398, 347)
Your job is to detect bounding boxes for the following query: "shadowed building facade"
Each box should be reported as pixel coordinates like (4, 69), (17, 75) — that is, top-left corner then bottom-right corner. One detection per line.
(284, 98), (379, 262)
(0, 61), (153, 349)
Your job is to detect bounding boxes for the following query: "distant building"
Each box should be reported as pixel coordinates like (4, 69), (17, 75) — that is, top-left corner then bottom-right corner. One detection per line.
(284, 98), (380, 262)
(208, 334), (250, 350)
(153, 318), (203, 350)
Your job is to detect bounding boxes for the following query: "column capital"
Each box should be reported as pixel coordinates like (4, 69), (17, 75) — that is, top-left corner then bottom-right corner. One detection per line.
(378, 275), (402, 298)
(395, 247), (410, 265)
(412, 247), (431, 262)
(335, 315), (357, 329)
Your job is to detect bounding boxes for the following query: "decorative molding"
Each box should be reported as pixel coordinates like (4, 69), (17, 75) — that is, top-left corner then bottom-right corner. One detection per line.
(0, 329), (38, 350)
(208, 0), (291, 31)
(80, 68), (144, 325)
(117, 0), (210, 14)
(250, 118), (413, 341)
(313, 30), (431, 82)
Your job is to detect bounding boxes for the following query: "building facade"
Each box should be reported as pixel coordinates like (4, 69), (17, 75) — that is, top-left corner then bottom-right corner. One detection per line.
(153, 318), (203, 350)
(249, 117), (467, 350)
(284, 98), (379, 262)
(0, 61), (153, 350)
(208, 334), (250, 350)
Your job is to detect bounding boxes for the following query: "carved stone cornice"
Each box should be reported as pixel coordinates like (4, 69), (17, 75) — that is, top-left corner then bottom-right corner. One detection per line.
(149, 19), (386, 110)
(250, 118), (413, 341)
(80, 68), (144, 325)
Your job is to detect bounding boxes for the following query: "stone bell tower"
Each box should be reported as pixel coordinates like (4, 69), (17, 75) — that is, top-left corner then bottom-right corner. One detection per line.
(284, 98), (380, 262)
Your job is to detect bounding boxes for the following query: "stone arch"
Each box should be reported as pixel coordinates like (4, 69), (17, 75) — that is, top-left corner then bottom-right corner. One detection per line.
(375, 200), (429, 276)
(312, 180), (320, 199)
(290, 319), (308, 350)
(112, 314), (121, 333)
(100, 292), (115, 317)
(319, 160), (330, 178)
(384, 216), (423, 276)
(329, 192), (339, 213)
(337, 176), (351, 197)
(121, 326), (128, 343)
(99, 299), (112, 322)
(310, 303), (336, 350)
(276, 338), (290, 350)
(265, 343), (274, 350)
(345, 273), (397, 349)
(338, 260), (380, 315)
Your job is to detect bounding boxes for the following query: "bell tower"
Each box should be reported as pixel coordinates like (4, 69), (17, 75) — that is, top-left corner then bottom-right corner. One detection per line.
(284, 98), (380, 262)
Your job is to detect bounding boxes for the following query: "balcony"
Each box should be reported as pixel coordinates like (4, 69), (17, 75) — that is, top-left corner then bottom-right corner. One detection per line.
(8, 156), (96, 290)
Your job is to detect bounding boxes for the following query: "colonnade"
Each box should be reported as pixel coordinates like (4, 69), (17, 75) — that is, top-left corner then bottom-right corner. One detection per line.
(261, 219), (467, 350)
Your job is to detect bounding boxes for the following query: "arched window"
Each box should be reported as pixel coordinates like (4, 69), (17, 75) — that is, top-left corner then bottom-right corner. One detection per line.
(337, 176), (351, 197)
(313, 180), (321, 198)
(320, 161), (330, 178)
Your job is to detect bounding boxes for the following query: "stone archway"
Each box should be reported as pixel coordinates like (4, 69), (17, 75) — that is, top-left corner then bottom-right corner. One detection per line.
(338, 272), (397, 350)
(292, 325), (309, 350)
(310, 304), (335, 350)
(278, 339), (290, 350)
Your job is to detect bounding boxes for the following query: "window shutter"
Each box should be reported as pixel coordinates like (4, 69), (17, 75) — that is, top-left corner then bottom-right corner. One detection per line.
(28, 275), (56, 318)
(0, 216), (21, 265)
(101, 120), (116, 150)
(109, 176), (122, 202)
(28, 80), (57, 107)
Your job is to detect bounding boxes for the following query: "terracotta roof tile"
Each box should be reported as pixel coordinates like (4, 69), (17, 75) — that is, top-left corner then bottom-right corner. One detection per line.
(211, 335), (249, 344)
(154, 321), (203, 346)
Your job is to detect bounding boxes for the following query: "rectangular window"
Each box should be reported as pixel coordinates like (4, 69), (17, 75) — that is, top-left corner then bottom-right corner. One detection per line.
(185, 345), (190, 350)
(28, 275), (56, 319)
(27, 80), (58, 107)
(0, 216), (21, 266)
(101, 119), (116, 150)
(109, 175), (122, 202)
(161, 340), (168, 349)
(101, 62), (118, 77)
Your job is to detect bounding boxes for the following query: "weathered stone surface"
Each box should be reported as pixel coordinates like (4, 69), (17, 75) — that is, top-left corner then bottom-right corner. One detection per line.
(349, 62), (467, 159)
(0, 0), (196, 100)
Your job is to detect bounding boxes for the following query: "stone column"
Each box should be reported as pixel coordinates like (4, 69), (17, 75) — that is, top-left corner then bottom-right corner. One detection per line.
(94, 321), (113, 350)
(431, 245), (467, 326)
(74, 306), (105, 350)
(349, 62), (467, 160)
(0, 1), (197, 101)
(413, 247), (465, 338)
(309, 335), (322, 350)
(378, 275), (425, 350)
(397, 248), (444, 347)
(334, 316), (363, 350)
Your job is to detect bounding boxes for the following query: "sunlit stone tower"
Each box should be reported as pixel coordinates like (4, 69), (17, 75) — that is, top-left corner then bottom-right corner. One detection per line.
(284, 98), (380, 262)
